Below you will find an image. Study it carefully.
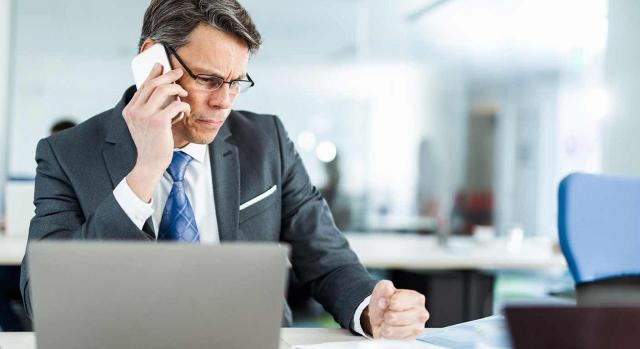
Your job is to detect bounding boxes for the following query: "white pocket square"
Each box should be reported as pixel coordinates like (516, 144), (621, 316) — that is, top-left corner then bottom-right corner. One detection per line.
(239, 185), (277, 211)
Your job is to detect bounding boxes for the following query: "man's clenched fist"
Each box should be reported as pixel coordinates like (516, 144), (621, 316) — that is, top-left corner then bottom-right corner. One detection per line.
(362, 280), (429, 340)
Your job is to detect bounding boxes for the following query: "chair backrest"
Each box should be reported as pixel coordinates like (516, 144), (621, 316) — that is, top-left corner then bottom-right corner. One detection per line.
(558, 173), (640, 286)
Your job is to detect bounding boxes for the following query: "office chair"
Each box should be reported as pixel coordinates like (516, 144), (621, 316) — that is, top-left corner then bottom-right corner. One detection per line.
(558, 173), (640, 306)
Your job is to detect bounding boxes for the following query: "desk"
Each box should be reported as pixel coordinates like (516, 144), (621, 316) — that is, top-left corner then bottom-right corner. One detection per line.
(345, 232), (566, 270)
(0, 237), (26, 266)
(354, 215), (438, 233)
(0, 233), (565, 269)
(0, 328), (433, 348)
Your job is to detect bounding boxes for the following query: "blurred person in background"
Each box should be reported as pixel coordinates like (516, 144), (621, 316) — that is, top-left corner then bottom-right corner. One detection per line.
(49, 118), (77, 134)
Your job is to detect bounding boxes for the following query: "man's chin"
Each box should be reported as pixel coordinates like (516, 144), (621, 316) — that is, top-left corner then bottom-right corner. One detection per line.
(187, 130), (218, 145)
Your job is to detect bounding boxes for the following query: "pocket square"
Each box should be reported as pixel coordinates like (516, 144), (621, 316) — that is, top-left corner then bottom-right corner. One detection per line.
(239, 185), (277, 211)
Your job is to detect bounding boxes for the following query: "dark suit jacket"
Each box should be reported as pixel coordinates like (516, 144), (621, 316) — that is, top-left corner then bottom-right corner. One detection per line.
(20, 86), (376, 329)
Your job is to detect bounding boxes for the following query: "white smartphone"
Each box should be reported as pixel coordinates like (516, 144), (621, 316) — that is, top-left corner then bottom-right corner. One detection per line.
(131, 43), (184, 124)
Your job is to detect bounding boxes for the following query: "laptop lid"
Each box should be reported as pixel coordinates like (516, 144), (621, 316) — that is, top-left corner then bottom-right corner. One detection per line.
(28, 241), (289, 349)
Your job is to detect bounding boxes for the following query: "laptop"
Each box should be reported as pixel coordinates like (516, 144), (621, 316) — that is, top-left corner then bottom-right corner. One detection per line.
(27, 241), (289, 349)
(505, 305), (640, 349)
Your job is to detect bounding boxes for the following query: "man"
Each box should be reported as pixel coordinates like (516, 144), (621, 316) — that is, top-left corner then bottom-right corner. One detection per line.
(20, 0), (429, 339)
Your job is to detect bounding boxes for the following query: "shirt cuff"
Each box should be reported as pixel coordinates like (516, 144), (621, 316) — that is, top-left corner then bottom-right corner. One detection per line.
(113, 178), (154, 230)
(352, 295), (372, 338)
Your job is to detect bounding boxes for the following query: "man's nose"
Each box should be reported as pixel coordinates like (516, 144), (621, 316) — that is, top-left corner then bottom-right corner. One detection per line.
(207, 84), (234, 109)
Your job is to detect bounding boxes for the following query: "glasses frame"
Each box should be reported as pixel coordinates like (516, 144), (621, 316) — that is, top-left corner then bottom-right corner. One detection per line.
(166, 46), (255, 93)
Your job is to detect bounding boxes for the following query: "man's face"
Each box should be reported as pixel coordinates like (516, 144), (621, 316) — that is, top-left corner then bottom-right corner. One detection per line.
(170, 24), (250, 146)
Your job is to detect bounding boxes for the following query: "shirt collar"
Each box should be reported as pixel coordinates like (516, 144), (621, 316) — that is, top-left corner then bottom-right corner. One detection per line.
(175, 143), (207, 163)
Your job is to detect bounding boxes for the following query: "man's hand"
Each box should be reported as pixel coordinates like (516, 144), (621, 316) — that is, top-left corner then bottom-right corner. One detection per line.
(123, 63), (191, 202)
(362, 280), (429, 340)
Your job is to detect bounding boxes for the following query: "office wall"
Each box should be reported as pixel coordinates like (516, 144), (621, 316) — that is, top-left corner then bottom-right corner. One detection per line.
(8, 0), (146, 177)
(0, 0), (13, 215)
(602, 0), (640, 176)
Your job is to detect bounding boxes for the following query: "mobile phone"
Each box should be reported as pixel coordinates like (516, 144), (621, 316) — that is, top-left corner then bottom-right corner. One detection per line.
(131, 43), (184, 124)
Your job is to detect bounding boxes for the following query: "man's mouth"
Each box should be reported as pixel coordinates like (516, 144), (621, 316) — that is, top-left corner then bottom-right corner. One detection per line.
(193, 119), (224, 130)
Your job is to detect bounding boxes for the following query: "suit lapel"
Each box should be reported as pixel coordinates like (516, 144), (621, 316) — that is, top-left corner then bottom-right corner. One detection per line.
(209, 120), (240, 242)
(103, 134), (136, 189)
(102, 86), (156, 239)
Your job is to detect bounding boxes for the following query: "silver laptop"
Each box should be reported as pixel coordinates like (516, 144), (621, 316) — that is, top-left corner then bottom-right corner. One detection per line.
(28, 242), (289, 349)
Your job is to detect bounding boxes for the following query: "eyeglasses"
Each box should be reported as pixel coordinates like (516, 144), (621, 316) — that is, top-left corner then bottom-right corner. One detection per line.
(166, 46), (254, 94)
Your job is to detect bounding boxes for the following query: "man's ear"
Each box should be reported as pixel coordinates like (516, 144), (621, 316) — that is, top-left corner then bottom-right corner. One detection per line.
(139, 39), (157, 54)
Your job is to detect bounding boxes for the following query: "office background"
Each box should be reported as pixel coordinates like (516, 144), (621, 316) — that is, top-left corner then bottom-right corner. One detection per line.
(1, 0), (639, 330)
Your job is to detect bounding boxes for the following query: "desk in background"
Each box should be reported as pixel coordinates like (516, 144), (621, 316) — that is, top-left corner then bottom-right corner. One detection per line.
(352, 215), (438, 233)
(0, 236), (26, 266)
(345, 232), (565, 270)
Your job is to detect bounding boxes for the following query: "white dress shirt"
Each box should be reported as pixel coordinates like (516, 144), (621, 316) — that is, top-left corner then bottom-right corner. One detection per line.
(112, 143), (370, 336)
(114, 143), (219, 243)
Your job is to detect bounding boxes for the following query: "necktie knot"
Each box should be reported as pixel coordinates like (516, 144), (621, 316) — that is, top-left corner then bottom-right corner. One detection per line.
(167, 151), (192, 182)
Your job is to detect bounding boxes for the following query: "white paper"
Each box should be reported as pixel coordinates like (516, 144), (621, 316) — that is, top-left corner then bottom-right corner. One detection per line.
(292, 316), (510, 349)
(292, 339), (441, 349)
(417, 315), (511, 349)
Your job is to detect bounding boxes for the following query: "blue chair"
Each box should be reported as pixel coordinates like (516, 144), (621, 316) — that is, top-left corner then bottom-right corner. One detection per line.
(558, 173), (640, 305)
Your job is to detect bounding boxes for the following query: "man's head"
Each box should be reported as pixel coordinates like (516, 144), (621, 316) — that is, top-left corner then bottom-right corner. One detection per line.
(138, 0), (261, 146)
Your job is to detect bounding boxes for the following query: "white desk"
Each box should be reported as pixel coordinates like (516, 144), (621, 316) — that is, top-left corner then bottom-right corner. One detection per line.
(0, 236), (26, 266)
(345, 232), (566, 270)
(0, 328), (433, 348)
(0, 233), (565, 270)
(357, 215), (438, 232)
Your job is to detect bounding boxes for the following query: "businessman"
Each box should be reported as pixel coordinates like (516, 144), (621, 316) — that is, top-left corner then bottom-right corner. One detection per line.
(20, 0), (429, 339)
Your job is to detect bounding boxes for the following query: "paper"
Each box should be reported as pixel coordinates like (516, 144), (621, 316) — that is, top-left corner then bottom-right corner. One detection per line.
(292, 339), (440, 349)
(292, 316), (510, 349)
(417, 315), (511, 349)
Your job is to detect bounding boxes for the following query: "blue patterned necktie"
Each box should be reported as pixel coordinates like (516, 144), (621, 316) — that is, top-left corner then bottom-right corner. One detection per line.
(158, 151), (200, 243)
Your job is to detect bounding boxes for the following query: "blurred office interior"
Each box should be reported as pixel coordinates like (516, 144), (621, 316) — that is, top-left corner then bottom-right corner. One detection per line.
(1, 0), (639, 331)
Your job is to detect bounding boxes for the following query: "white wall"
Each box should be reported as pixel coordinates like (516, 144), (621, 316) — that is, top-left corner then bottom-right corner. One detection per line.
(602, 0), (640, 176)
(0, 0), (13, 215)
(8, 0), (146, 177)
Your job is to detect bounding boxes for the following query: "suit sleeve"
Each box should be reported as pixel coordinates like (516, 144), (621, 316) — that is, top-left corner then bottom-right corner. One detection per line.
(20, 138), (152, 318)
(273, 116), (377, 330)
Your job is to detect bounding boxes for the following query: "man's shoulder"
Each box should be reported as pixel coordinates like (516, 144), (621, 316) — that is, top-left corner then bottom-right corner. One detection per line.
(228, 110), (278, 128)
(227, 110), (283, 139)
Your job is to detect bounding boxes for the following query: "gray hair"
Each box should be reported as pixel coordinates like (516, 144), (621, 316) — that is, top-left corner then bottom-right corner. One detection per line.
(138, 0), (262, 53)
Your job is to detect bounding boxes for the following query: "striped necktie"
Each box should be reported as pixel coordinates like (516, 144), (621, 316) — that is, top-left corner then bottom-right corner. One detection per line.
(157, 151), (200, 243)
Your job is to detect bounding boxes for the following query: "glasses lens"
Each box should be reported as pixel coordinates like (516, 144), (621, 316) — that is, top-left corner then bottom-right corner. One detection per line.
(236, 80), (253, 93)
(195, 76), (224, 91)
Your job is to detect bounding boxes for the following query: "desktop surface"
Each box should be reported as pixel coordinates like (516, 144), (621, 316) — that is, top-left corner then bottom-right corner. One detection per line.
(0, 328), (437, 349)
